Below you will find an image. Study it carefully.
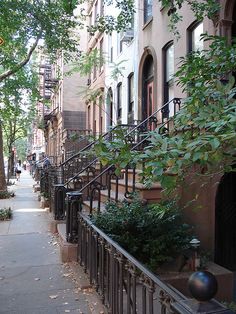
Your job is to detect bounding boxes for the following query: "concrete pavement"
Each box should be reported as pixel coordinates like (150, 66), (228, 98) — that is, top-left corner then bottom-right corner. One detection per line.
(0, 170), (106, 314)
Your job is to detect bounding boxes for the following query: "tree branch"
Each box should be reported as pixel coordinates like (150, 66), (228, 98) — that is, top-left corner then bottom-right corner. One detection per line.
(0, 33), (42, 82)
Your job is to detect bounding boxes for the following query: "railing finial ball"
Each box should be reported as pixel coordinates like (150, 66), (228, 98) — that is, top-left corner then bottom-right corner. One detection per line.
(188, 271), (218, 302)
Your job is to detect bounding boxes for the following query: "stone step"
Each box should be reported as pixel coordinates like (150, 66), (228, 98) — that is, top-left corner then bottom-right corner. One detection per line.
(121, 168), (142, 182)
(110, 179), (162, 203)
(83, 200), (106, 214)
(100, 189), (128, 204)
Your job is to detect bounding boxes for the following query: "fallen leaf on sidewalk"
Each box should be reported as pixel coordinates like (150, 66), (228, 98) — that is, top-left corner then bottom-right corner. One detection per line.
(62, 273), (72, 277)
(49, 295), (58, 299)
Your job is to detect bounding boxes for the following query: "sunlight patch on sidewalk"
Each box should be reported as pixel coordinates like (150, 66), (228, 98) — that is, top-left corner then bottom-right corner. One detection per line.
(14, 208), (47, 213)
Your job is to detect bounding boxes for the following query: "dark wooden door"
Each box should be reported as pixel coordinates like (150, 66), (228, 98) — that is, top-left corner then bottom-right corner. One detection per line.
(215, 171), (236, 270)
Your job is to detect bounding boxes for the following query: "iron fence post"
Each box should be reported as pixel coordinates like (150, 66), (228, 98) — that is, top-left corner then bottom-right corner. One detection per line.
(66, 191), (83, 243)
(53, 183), (67, 220)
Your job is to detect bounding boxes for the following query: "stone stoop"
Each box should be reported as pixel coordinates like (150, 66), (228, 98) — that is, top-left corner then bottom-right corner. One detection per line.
(57, 223), (77, 263)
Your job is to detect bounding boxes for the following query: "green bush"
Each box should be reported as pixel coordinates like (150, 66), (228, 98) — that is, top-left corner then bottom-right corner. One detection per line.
(0, 190), (15, 199)
(92, 197), (191, 271)
(0, 207), (12, 220)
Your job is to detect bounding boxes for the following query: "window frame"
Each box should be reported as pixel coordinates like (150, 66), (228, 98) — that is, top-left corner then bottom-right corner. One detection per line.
(117, 83), (122, 121)
(128, 73), (134, 114)
(188, 21), (204, 52)
(144, 0), (153, 25)
(163, 41), (174, 104)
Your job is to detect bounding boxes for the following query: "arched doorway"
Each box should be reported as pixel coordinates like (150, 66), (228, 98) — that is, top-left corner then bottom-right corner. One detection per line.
(142, 55), (154, 121)
(214, 0), (236, 271)
(215, 171), (236, 270)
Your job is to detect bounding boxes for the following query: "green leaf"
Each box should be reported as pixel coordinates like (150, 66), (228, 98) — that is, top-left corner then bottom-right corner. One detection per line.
(209, 138), (220, 150)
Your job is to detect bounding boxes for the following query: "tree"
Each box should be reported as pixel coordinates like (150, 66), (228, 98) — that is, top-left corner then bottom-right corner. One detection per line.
(0, 0), (83, 190)
(0, 59), (38, 184)
(0, 0), (83, 82)
(0, 122), (7, 193)
(0, 0), (136, 191)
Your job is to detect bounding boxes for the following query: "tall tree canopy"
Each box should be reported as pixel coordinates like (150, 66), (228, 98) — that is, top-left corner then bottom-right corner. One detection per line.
(0, 0), (84, 82)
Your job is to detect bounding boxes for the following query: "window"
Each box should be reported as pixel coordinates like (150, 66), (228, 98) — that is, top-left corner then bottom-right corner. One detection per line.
(164, 42), (174, 104)
(100, 0), (104, 17)
(188, 22), (203, 52)
(99, 95), (103, 132)
(88, 12), (92, 39)
(117, 33), (123, 54)
(117, 83), (122, 122)
(93, 101), (97, 134)
(99, 39), (104, 72)
(88, 105), (91, 130)
(128, 73), (134, 113)
(93, 64), (97, 80)
(144, 0), (153, 24)
(94, 1), (98, 25)
(107, 88), (113, 127)
(108, 35), (113, 62)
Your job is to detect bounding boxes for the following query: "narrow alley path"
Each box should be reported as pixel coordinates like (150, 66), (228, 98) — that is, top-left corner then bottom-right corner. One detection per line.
(0, 170), (105, 314)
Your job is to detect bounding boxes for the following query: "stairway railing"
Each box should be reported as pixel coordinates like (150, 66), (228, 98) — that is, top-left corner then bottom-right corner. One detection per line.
(64, 98), (181, 217)
(47, 124), (136, 220)
(59, 124), (136, 184)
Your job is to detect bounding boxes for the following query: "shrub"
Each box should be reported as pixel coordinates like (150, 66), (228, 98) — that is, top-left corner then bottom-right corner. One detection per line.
(0, 190), (15, 199)
(0, 207), (12, 220)
(41, 191), (49, 199)
(92, 196), (191, 271)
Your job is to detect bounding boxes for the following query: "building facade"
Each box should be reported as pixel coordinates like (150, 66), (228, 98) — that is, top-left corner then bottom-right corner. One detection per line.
(86, 0), (236, 272)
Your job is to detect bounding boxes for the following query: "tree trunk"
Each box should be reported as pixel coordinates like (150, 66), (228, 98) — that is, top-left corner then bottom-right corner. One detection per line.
(0, 122), (7, 192)
(7, 148), (15, 183)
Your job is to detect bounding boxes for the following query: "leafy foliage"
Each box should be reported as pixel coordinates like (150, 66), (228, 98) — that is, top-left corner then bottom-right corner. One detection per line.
(0, 191), (14, 199)
(159, 0), (220, 37)
(94, 127), (138, 174)
(92, 197), (191, 271)
(0, 0), (83, 81)
(88, 0), (135, 35)
(0, 207), (12, 220)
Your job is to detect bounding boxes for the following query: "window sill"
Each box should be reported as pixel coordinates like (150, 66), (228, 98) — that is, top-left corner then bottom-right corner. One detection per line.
(143, 17), (153, 30)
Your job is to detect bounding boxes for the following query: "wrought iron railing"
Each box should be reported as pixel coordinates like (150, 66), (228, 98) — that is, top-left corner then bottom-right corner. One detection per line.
(60, 124), (136, 184)
(63, 128), (92, 160)
(45, 124), (136, 220)
(78, 212), (187, 314)
(43, 99), (180, 223)
(77, 98), (181, 214)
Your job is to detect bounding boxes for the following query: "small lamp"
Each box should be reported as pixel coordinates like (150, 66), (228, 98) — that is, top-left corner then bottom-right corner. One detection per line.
(190, 238), (200, 271)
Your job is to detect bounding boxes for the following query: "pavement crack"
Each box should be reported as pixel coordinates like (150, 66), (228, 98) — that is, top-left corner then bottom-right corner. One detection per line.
(1, 266), (33, 280)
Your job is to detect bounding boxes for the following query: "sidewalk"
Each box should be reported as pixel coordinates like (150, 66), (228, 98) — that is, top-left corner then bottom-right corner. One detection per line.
(0, 171), (106, 314)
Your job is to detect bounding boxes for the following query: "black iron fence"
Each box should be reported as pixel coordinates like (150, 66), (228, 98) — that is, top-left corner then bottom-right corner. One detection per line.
(77, 213), (234, 314)
(78, 213), (185, 314)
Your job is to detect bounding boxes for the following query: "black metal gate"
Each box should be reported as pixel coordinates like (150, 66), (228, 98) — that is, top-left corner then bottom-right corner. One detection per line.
(215, 171), (236, 270)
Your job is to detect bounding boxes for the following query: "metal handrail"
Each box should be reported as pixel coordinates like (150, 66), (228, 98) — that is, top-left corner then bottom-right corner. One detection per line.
(77, 98), (181, 194)
(60, 124), (135, 167)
